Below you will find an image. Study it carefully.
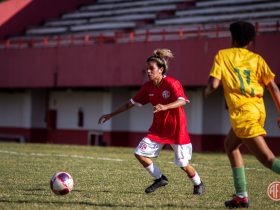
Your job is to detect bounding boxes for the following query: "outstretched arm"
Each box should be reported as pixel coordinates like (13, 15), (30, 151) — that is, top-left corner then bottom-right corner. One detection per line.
(204, 76), (221, 97)
(267, 79), (280, 127)
(98, 100), (134, 124)
(153, 99), (186, 113)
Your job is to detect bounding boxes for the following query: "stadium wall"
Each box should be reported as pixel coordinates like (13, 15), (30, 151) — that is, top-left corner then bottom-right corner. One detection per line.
(1, 34), (280, 88)
(0, 88), (279, 154)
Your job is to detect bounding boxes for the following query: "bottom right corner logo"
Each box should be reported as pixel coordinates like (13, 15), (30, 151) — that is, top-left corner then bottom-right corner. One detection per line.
(267, 181), (280, 201)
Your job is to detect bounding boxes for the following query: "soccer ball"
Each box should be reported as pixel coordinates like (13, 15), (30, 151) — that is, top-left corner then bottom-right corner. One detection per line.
(50, 172), (74, 195)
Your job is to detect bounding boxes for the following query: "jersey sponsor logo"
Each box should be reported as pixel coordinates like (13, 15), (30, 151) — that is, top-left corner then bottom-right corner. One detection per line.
(162, 90), (170, 99)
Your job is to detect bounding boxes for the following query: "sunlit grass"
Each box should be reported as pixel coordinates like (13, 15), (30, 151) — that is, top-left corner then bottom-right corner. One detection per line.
(0, 143), (279, 209)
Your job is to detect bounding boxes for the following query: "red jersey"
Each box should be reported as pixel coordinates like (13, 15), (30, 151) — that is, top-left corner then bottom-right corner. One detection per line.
(131, 76), (191, 145)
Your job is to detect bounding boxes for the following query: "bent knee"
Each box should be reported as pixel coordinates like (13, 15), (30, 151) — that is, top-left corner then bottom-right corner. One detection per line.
(175, 158), (189, 167)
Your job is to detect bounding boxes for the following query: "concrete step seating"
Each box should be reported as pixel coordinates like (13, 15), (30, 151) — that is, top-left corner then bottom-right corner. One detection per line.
(26, 0), (191, 36)
(1, 0), (279, 48)
(156, 0), (280, 26)
(120, 18), (280, 42)
(176, 1), (280, 17)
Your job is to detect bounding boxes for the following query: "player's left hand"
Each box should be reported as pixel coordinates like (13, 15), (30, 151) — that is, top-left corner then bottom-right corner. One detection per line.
(98, 114), (112, 124)
(153, 104), (167, 113)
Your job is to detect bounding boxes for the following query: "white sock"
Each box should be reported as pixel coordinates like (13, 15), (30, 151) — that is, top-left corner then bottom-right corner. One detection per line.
(236, 192), (248, 198)
(190, 172), (201, 185)
(145, 163), (162, 179)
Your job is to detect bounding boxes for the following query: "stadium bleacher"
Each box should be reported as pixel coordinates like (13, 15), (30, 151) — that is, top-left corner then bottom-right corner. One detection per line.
(0, 0), (279, 47)
(156, 2), (280, 25)
(24, 0), (191, 36)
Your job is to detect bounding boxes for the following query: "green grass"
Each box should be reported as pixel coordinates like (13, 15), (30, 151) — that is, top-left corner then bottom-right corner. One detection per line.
(0, 143), (279, 209)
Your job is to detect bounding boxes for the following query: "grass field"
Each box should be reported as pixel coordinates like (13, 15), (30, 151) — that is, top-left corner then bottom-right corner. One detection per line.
(0, 143), (279, 209)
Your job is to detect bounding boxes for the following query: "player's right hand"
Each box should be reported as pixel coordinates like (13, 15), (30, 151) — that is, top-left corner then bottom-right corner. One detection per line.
(98, 114), (111, 124)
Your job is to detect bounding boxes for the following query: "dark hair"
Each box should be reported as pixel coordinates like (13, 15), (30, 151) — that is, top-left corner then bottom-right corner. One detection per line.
(146, 49), (174, 74)
(230, 21), (256, 47)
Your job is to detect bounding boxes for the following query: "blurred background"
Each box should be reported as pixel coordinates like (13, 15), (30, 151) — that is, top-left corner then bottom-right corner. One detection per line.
(0, 0), (279, 153)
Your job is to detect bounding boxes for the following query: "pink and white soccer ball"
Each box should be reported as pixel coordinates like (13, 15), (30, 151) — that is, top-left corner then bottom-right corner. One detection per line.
(50, 172), (74, 195)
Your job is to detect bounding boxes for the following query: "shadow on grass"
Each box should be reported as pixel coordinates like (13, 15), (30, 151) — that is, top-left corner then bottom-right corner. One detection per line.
(20, 188), (49, 196)
(23, 188), (46, 191)
(0, 198), (218, 209)
(95, 189), (144, 195)
(19, 188), (138, 197)
(22, 188), (86, 193)
(0, 199), (114, 207)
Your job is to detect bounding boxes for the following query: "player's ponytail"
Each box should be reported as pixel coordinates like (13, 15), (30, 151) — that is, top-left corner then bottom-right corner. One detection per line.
(146, 49), (174, 74)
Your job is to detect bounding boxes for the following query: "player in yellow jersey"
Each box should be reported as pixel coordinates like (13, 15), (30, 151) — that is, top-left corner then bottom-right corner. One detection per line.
(205, 21), (280, 208)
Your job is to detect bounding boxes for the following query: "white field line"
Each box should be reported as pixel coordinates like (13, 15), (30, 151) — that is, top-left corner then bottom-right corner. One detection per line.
(0, 150), (124, 162)
(0, 149), (266, 171)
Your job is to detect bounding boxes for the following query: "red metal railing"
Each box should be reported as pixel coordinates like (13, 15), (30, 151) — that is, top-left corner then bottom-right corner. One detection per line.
(0, 21), (279, 49)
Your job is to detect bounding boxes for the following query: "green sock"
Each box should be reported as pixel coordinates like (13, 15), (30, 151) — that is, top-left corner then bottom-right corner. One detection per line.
(232, 167), (247, 197)
(272, 159), (280, 175)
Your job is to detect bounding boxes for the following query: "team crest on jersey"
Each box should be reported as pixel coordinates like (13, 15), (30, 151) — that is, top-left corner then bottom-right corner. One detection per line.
(162, 90), (170, 99)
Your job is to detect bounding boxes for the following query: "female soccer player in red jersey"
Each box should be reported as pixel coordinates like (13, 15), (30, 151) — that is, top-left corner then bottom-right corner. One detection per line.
(99, 49), (204, 195)
(205, 21), (280, 208)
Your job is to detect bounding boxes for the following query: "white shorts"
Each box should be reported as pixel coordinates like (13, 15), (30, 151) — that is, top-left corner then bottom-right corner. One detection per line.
(134, 137), (192, 167)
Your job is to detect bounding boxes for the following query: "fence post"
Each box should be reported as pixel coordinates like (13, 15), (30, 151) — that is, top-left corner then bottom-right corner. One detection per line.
(145, 29), (150, 42)
(43, 37), (48, 47)
(70, 35), (75, 45)
(161, 29), (166, 41)
(114, 31), (123, 43)
(179, 27), (184, 39)
(216, 24), (220, 38)
(98, 33), (104, 43)
(129, 31), (134, 43)
(84, 34), (89, 45)
(18, 38), (23, 48)
(56, 36), (61, 47)
(255, 22), (259, 35)
(197, 26), (201, 38)
(29, 38), (35, 48)
(5, 39), (10, 49)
